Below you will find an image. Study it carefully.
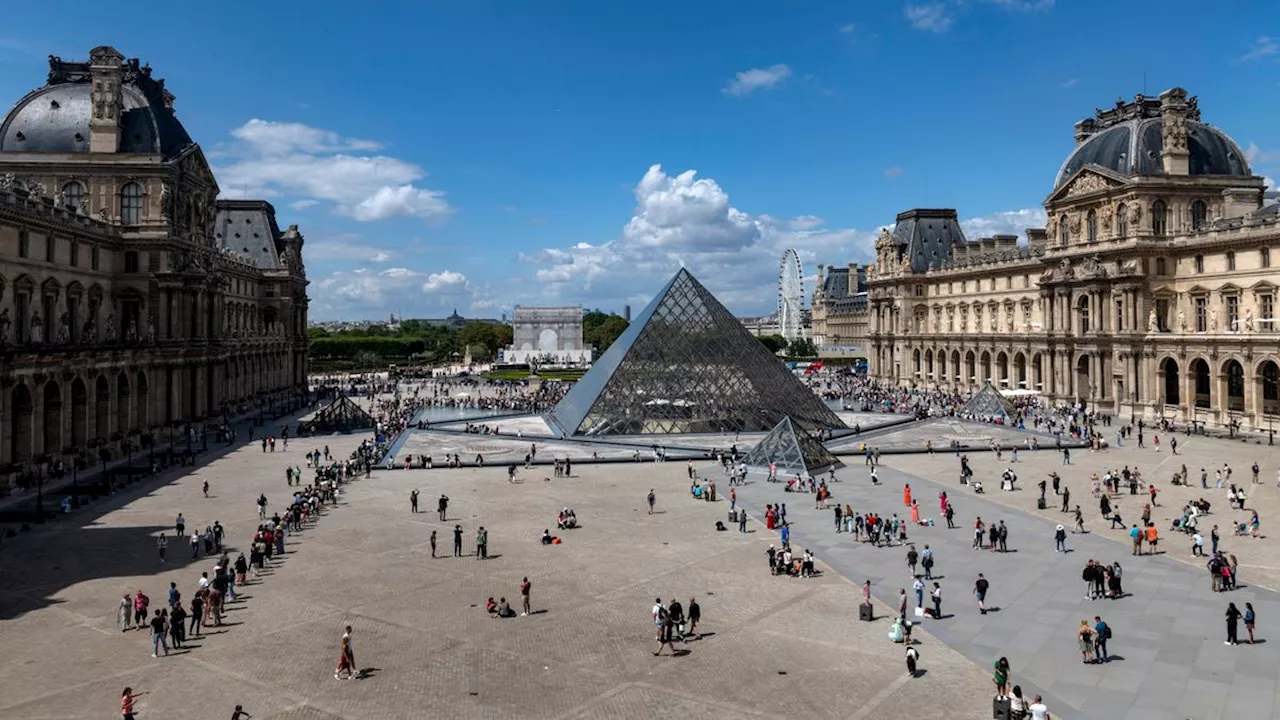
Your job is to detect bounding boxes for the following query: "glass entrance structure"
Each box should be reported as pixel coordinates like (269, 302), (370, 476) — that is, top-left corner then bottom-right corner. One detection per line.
(546, 269), (845, 435)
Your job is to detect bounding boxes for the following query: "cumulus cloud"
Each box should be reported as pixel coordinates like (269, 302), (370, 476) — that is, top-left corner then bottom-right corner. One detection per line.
(905, 3), (954, 33)
(422, 270), (469, 293)
(516, 164), (1050, 315)
(216, 119), (452, 222)
(883, 166), (904, 178)
(723, 64), (792, 96)
(303, 236), (396, 264)
(983, 0), (1054, 10)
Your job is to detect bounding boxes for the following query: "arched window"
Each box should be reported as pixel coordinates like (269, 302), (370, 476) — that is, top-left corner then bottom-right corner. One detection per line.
(1059, 215), (1070, 246)
(1116, 203), (1128, 238)
(120, 182), (143, 225)
(1190, 199), (1208, 230)
(62, 181), (84, 212)
(1077, 295), (1090, 334)
(1086, 209), (1097, 243)
(1151, 199), (1168, 236)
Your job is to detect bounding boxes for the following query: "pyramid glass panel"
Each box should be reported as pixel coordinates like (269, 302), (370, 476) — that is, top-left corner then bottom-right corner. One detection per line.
(547, 269), (844, 435)
(961, 382), (1018, 420)
(303, 394), (375, 433)
(743, 416), (844, 476)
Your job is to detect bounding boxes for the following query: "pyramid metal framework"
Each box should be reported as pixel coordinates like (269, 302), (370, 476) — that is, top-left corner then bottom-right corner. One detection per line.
(742, 416), (845, 476)
(546, 268), (845, 436)
(961, 382), (1019, 420)
(302, 394), (375, 433)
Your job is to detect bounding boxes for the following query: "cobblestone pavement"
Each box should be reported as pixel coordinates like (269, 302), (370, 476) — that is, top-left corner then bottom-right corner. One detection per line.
(0, 432), (996, 720)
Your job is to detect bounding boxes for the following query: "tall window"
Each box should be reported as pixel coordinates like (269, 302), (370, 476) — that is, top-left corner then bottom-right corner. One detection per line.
(1116, 203), (1128, 238)
(1086, 209), (1097, 243)
(124, 250), (139, 273)
(1190, 200), (1208, 230)
(1262, 247), (1272, 268)
(1194, 255), (1204, 274)
(120, 182), (143, 225)
(1078, 296), (1090, 334)
(18, 229), (28, 258)
(69, 240), (78, 267)
(1156, 257), (1167, 275)
(1152, 199), (1168, 236)
(1262, 294), (1275, 332)
(1195, 296), (1207, 332)
(1227, 251), (1236, 271)
(45, 236), (55, 263)
(1059, 215), (1070, 246)
(62, 181), (84, 212)
(1226, 295), (1239, 331)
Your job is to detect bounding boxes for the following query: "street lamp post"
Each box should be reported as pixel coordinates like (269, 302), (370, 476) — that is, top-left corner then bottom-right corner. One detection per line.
(34, 471), (44, 523)
(70, 459), (79, 508)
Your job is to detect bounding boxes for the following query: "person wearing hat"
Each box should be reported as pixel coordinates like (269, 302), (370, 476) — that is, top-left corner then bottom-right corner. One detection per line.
(1055, 524), (1068, 553)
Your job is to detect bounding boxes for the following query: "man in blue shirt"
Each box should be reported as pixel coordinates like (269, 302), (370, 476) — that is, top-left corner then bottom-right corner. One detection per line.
(1129, 525), (1142, 555)
(780, 524), (791, 549)
(1093, 616), (1110, 662)
(167, 582), (180, 609)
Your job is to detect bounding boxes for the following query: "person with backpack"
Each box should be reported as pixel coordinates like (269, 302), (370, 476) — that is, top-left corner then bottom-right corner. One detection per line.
(1093, 616), (1111, 662)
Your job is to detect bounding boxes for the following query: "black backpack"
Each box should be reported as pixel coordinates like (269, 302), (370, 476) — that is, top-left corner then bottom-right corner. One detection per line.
(1103, 624), (1112, 640)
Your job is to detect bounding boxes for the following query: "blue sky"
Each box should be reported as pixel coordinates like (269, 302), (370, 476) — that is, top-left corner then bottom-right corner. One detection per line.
(1, 1), (1278, 320)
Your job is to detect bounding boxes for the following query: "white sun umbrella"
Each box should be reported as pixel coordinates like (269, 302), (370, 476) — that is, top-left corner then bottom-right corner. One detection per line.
(454, 392), (471, 398)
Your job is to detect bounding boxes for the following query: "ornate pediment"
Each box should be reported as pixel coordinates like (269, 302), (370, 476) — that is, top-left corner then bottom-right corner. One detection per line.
(1048, 165), (1127, 204)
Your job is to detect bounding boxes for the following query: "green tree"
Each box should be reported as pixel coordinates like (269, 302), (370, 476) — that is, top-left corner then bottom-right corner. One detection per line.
(398, 319), (428, 336)
(787, 338), (818, 358)
(308, 327), (331, 339)
(757, 334), (787, 354)
(584, 312), (629, 354)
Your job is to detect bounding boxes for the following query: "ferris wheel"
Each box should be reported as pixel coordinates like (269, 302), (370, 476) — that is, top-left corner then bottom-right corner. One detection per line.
(778, 249), (805, 341)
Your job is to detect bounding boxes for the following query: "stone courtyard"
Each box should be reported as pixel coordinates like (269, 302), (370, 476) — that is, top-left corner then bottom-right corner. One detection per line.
(0, 421), (994, 720)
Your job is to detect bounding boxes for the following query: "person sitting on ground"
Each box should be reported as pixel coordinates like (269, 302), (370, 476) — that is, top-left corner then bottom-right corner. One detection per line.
(485, 597), (497, 615)
(972, 479), (984, 494)
(496, 597), (516, 618)
(541, 530), (555, 545)
(888, 616), (905, 643)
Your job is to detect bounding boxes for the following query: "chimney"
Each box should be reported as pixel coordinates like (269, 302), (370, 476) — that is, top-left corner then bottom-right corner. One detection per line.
(1074, 118), (1097, 146)
(846, 263), (857, 296)
(815, 264), (825, 295)
(88, 46), (125, 153)
(1160, 87), (1191, 176)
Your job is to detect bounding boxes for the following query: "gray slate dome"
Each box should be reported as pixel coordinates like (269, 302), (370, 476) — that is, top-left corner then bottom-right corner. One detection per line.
(0, 54), (193, 158)
(1055, 117), (1250, 188)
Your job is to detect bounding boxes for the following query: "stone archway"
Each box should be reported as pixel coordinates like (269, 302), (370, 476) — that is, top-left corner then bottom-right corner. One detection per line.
(1013, 353), (1027, 388)
(1160, 358), (1180, 406)
(95, 375), (111, 440)
(42, 380), (62, 454)
(1191, 359), (1211, 409)
(9, 384), (33, 463)
(996, 352), (1009, 387)
(1261, 360), (1280, 417)
(116, 372), (131, 434)
(513, 307), (583, 353)
(136, 370), (149, 428)
(1225, 359), (1245, 412)
(1075, 356), (1090, 403)
(70, 377), (88, 447)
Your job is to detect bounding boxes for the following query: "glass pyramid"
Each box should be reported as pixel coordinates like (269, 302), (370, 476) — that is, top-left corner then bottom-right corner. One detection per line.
(961, 382), (1018, 420)
(303, 394), (375, 433)
(547, 268), (845, 436)
(742, 416), (845, 476)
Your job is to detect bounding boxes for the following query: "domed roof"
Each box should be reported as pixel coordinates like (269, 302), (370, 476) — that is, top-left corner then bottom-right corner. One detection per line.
(0, 52), (193, 158)
(1055, 116), (1250, 189)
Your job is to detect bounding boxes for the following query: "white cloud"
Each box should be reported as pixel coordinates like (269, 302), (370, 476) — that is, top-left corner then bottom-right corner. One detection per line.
(905, 3), (954, 33)
(422, 270), (469, 293)
(839, 23), (856, 34)
(1246, 142), (1280, 165)
(216, 119), (452, 222)
(959, 208), (1047, 239)
(1061, 78), (1080, 88)
(883, 166), (904, 178)
(723, 64), (792, 96)
(1239, 36), (1278, 63)
(289, 199), (319, 211)
(517, 164), (1051, 315)
(304, 236), (396, 264)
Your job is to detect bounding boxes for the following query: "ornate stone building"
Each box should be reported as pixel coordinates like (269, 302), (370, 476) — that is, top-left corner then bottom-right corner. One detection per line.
(810, 262), (868, 352)
(868, 88), (1280, 431)
(0, 47), (309, 489)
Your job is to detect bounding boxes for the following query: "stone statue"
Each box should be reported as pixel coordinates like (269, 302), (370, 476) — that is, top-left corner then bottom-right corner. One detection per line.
(0, 308), (10, 345)
(27, 182), (45, 201)
(1148, 308), (1159, 332)
(97, 208), (109, 222)
(57, 312), (69, 344)
(52, 190), (65, 208)
(1128, 204), (1142, 227)
(1210, 308), (1218, 331)
(1244, 308), (1255, 333)
(104, 313), (117, 342)
(82, 316), (96, 343)
(29, 310), (43, 344)
(78, 199), (88, 215)
(279, 250), (290, 267)
(0, 173), (14, 191)
(125, 317), (138, 343)
(1177, 309), (1186, 332)
(145, 314), (156, 343)
(989, 315), (998, 332)
(1022, 316), (1032, 332)
(159, 182), (171, 218)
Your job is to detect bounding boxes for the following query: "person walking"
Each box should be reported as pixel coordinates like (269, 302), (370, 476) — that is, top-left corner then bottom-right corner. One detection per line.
(1094, 616), (1110, 662)
(410, 489), (419, 513)
(921, 545), (934, 579)
(149, 609), (169, 657)
(1073, 506), (1085, 534)
(156, 533), (167, 563)
(429, 530), (437, 558)
(913, 576), (925, 609)
(931, 582), (942, 618)
(335, 635), (356, 679)
(1227, 602), (1243, 645)
(519, 577), (532, 616)
(120, 688), (148, 720)
(687, 597), (701, 639)
(1245, 603), (1257, 644)
(738, 509), (748, 533)
(438, 494), (449, 522)
(453, 524), (463, 557)
(974, 573), (989, 615)
(647, 489), (656, 515)
(476, 526), (488, 560)
(1055, 524), (1067, 553)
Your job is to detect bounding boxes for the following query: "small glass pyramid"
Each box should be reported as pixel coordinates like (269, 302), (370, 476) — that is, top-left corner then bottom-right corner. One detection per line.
(742, 416), (844, 476)
(961, 382), (1018, 420)
(303, 394), (375, 432)
(546, 268), (845, 435)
